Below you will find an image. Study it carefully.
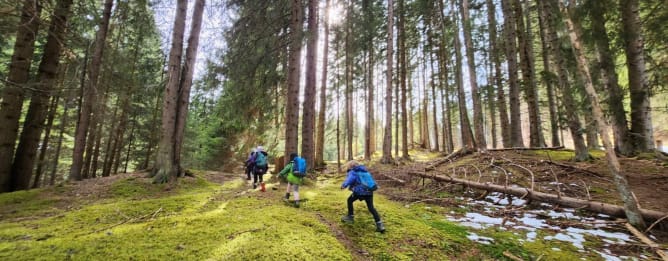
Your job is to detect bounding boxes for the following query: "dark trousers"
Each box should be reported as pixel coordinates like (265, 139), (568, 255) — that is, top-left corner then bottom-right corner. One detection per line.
(253, 165), (267, 184)
(245, 164), (253, 179)
(347, 193), (380, 222)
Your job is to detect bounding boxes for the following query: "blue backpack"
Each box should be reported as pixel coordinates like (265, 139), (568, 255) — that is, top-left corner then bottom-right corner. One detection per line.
(357, 170), (377, 191)
(255, 152), (267, 167)
(293, 157), (307, 177)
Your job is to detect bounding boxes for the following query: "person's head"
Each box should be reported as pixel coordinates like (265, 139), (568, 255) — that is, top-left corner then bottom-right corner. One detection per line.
(342, 160), (359, 171)
(289, 153), (298, 161)
(257, 146), (264, 152)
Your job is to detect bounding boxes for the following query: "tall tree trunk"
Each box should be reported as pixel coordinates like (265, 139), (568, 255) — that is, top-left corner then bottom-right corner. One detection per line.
(398, 0), (409, 159)
(585, 110), (600, 149)
(70, 0), (114, 181)
(501, 0), (524, 147)
(285, 0), (303, 164)
(173, 0), (205, 176)
(514, 0), (545, 147)
(152, 0), (187, 182)
(590, 0), (632, 155)
(316, 0), (330, 167)
(122, 117), (136, 173)
(540, 0), (589, 161)
(11, 0), (73, 191)
(345, 2), (353, 161)
(537, 0), (560, 147)
(301, 0), (318, 170)
(0, 0), (41, 191)
(486, 0), (510, 149)
(620, 0), (653, 152)
(461, 0), (486, 150)
(50, 94), (72, 186)
(437, 0), (454, 153)
(486, 58), (497, 149)
(420, 57), (429, 149)
(452, 0), (475, 150)
(560, 2), (645, 229)
(381, 0), (394, 164)
(33, 93), (60, 188)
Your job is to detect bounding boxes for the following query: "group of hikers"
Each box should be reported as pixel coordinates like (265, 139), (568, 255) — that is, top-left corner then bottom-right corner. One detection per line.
(244, 146), (386, 233)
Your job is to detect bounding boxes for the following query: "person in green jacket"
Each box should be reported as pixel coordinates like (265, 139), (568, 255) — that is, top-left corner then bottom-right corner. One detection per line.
(278, 153), (303, 207)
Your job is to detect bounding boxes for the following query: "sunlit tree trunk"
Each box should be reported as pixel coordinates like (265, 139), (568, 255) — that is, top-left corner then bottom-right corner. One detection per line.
(381, 0), (394, 164)
(173, 0), (204, 176)
(461, 0), (485, 150)
(301, 0), (318, 170)
(11, 0), (73, 191)
(398, 0), (409, 159)
(33, 94), (59, 188)
(620, 0), (653, 152)
(70, 0), (114, 181)
(151, 0), (187, 182)
(437, 0), (454, 153)
(0, 0), (41, 191)
(316, 0), (330, 166)
(560, 1), (646, 229)
(284, 0), (303, 164)
(501, 0), (523, 147)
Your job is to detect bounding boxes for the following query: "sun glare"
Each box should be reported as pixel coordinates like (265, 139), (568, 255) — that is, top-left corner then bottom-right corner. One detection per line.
(327, 2), (344, 26)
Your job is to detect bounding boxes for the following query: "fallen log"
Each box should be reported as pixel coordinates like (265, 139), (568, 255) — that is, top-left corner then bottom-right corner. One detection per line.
(408, 171), (668, 223)
(488, 146), (565, 151)
(425, 149), (471, 170)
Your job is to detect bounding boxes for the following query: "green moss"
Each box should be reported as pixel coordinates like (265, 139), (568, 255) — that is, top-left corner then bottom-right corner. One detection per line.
(0, 189), (61, 219)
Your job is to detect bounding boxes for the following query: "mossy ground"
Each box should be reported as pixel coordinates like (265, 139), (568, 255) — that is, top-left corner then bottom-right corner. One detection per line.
(1, 148), (665, 260)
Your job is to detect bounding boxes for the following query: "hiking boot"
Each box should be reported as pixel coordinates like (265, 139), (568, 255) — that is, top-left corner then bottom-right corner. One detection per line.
(285, 193), (290, 200)
(252, 183), (257, 189)
(341, 215), (354, 223)
(294, 200), (300, 208)
(376, 221), (386, 233)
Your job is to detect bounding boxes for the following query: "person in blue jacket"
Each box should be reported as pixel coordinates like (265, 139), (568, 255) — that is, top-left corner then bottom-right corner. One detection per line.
(340, 160), (385, 233)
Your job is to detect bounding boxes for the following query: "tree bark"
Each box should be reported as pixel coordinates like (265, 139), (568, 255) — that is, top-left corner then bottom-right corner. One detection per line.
(50, 94), (72, 186)
(452, 0), (475, 150)
(316, 0), (330, 167)
(536, 0), (560, 147)
(152, 0), (187, 182)
(381, 0), (394, 164)
(33, 93), (60, 188)
(11, 0), (73, 191)
(70, 0), (114, 181)
(461, 0), (486, 151)
(301, 0), (318, 170)
(560, 1), (646, 229)
(285, 0), (303, 164)
(398, 0), (409, 159)
(501, 0), (524, 148)
(0, 0), (41, 191)
(514, 0), (545, 148)
(589, 0), (632, 155)
(173, 0), (205, 176)
(620, 0), (653, 152)
(540, 0), (589, 161)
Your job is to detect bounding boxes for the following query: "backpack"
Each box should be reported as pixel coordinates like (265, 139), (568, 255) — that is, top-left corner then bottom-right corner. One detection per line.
(357, 170), (378, 191)
(255, 152), (267, 167)
(292, 157), (307, 177)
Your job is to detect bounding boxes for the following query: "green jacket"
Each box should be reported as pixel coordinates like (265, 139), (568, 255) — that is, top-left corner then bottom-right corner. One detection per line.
(279, 161), (303, 185)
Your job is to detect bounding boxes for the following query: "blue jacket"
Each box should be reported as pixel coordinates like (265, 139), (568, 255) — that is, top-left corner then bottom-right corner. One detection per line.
(341, 165), (373, 196)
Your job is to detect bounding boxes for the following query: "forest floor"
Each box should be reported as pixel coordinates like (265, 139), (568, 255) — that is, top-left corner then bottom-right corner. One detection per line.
(0, 149), (667, 260)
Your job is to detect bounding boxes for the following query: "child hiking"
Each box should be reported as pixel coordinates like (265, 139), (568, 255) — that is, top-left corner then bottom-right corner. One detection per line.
(251, 146), (269, 190)
(340, 160), (385, 233)
(244, 149), (256, 181)
(278, 153), (306, 208)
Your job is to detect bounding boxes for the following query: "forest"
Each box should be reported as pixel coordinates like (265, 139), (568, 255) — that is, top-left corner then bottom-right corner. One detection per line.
(1, 0), (667, 260)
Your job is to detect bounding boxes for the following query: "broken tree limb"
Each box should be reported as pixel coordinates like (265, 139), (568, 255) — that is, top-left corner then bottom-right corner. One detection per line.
(408, 171), (668, 223)
(377, 171), (406, 185)
(487, 146), (565, 151)
(541, 160), (605, 178)
(625, 223), (668, 261)
(425, 149), (470, 170)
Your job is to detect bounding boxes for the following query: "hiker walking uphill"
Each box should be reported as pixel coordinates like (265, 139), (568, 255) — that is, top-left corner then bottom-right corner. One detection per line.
(244, 149), (256, 181)
(250, 146), (269, 190)
(340, 160), (385, 233)
(278, 153), (307, 207)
